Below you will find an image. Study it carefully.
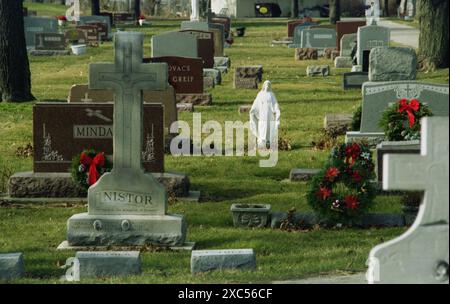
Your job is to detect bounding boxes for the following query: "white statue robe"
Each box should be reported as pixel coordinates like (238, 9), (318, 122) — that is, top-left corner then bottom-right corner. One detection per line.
(250, 81), (281, 148)
(190, 0), (200, 21)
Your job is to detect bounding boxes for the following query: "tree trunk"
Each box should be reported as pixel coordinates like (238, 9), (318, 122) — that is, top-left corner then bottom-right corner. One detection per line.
(291, 0), (299, 18)
(418, 0), (449, 69)
(134, 0), (141, 19)
(0, 0), (35, 102)
(383, 0), (389, 16)
(329, 0), (340, 24)
(91, 0), (100, 15)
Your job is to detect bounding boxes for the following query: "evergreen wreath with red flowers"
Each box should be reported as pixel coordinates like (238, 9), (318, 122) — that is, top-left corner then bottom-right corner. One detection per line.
(379, 98), (433, 141)
(307, 142), (376, 224)
(71, 149), (112, 190)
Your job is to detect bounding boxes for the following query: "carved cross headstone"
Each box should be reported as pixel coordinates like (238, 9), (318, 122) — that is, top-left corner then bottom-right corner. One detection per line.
(88, 32), (168, 215)
(367, 117), (449, 284)
(66, 32), (188, 248)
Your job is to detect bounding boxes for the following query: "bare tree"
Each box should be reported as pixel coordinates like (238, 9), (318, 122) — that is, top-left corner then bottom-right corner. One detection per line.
(329, 0), (340, 24)
(417, 0), (449, 69)
(291, 0), (299, 18)
(0, 0), (35, 102)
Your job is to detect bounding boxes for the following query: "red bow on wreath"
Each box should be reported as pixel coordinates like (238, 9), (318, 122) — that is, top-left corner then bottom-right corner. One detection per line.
(80, 152), (105, 185)
(398, 99), (420, 128)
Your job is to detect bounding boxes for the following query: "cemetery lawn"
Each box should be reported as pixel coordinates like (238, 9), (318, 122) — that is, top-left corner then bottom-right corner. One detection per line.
(1, 8), (449, 283)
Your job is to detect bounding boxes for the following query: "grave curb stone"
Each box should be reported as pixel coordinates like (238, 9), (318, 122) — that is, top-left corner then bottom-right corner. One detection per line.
(289, 168), (321, 181)
(203, 68), (222, 85)
(191, 249), (256, 274)
(69, 251), (141, 280)
(306, 65), (330, 77)
(0, 253), (25, 281)
(176, 93), (212, 106)
(7, 171), (191, 198)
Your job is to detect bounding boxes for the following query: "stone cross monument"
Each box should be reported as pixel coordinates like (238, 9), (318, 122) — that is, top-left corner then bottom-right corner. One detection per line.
(367, 117), (449, 284)
(65, 32), (187, 248)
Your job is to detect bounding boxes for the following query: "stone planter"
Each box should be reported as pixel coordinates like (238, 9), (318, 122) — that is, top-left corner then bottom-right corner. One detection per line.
(71, 44), (87, 56)
(231, 204), (271, 228)
(236, 27), (246, 37)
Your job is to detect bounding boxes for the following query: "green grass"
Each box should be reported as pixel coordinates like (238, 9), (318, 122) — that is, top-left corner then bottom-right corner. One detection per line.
(0, 6), (449, 283)
(24, 2), (67, 17)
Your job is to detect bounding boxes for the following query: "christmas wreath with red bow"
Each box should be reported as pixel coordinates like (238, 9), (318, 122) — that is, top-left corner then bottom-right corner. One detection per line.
(379, 98), (433, 141)
(307, 142), (376, 224)
(71, 149), (112, 190)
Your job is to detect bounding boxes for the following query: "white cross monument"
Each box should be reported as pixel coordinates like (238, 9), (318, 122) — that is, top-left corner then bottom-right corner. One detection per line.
(367, 117), (449, 284)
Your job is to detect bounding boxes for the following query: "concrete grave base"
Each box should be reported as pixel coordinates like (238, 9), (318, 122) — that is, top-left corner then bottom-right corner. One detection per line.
(29, 50), (71, 56)
(176, 93), (212, 106)
(345, 131), (385, 148)
(57, 240), (196, 252)
(343, 72), (369, 90)
(177, 103), (194, 112)
(66, 213), (187, 247)
(203, 68), (222, 85)
(8, 171), (194, 200)
(214, 56), (231, 68)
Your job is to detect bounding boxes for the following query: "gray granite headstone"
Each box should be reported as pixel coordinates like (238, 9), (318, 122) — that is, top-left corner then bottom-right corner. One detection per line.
(343, 72), (369, 90)
(35, 33), (66, 50)
(340, 33), (357, 57)
(367, 117), (449, 284)
(191, 249), (256, 273)
(288, 22), (317, 48)
(346, 81), (449, 144)
(300, 28), (337, 49)
(24, 17), (58, 47)
(369, 47), (417, 81)
(64, 251), (141, 281)
(66, 32), (187, 247)
(180, 21), (209, 31)
(0, 253), (24, 280)
(356, 25), (390, 66)
(151, 31), (198, 59)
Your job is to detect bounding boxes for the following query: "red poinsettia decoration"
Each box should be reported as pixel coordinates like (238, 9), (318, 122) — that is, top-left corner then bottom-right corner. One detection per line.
(317, 186), (332, 200)
(345, 143), (361, 165)
(57, 15), (67, 21)
(351, 170), (362, 182)
(138, 14), (146, 20)
(325, 167), (340, 180)
(80, 152), (106, 185)
(344, 195), (359, 210)
(398, 98), (420, 128)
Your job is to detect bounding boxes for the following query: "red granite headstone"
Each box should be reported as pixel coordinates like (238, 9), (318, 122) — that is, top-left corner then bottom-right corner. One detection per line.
(33, 102), (164, 173)
(144, 56), (204, 94)
(336, 21), (366, 51)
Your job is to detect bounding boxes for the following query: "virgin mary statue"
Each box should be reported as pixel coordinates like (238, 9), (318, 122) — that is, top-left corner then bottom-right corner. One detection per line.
(250, 81), (281, 149)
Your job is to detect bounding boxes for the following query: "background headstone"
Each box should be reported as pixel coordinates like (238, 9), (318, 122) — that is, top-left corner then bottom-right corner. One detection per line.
(35, 33), (66, 50)
(336, 20), (366, 52)
(300, 28), (337, 49)
(179, 30), (215, 68)
(24, 17), (58, 47)
(357, 25), (390, 66)
(0, 253), (24, 280)
(191, 249), (256, 273)
(147, 56), (204, 94)
(369, 47), (418, 81)
(151, 31), (198, 59)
